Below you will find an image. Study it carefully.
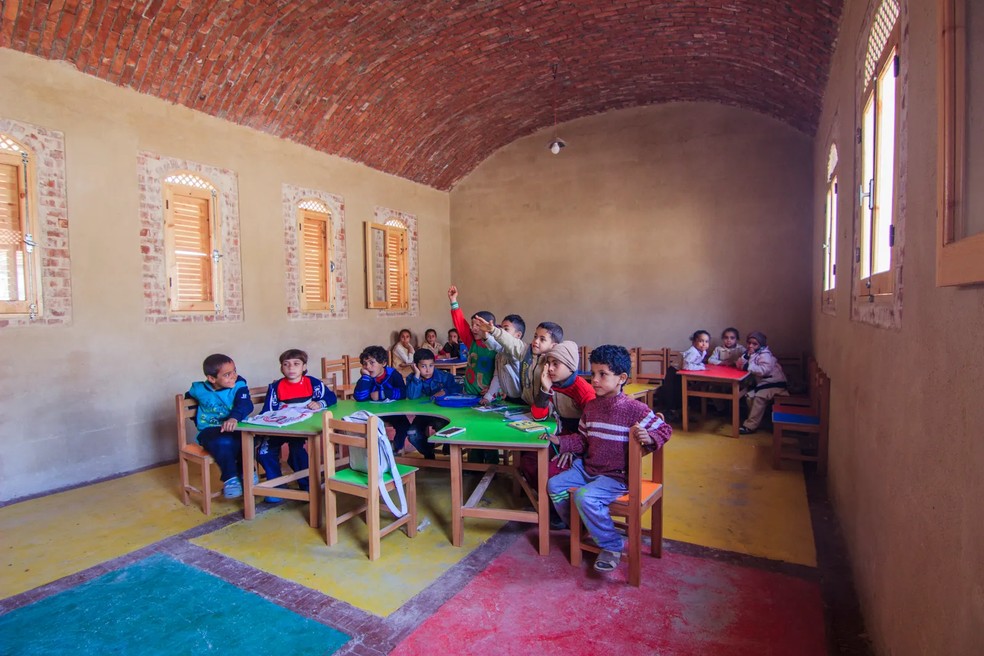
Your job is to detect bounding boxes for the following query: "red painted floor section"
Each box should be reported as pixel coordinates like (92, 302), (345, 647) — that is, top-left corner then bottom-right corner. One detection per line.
(392, 534), (826, 656)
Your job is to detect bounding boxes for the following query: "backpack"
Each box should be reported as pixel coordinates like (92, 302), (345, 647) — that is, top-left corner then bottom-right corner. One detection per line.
(341, 410), (408, 517)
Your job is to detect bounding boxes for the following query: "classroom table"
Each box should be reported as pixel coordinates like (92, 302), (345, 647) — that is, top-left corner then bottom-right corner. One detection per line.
(428, 410), (555, 556)
(434, 359), (467, 376)
(238, 413), (324, 526)
(624, 382), (659, 407)
(679, 364), (751, 438)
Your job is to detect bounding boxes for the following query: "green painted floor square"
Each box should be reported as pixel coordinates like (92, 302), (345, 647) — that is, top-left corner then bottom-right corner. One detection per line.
(0, 554), (348, 656)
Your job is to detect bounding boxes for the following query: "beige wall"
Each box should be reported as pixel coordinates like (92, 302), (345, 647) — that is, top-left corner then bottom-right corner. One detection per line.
(0, 49), (450, 502)
(450, 103), (814, 356)
(814, 2), (983, 655)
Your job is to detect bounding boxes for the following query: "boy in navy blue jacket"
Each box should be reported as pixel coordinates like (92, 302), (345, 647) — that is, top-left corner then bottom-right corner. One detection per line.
(258, 349), (337, 497)
(405, 349), (461, 458)
(353, 345), (410, 452)
(186, 354), (278, 499)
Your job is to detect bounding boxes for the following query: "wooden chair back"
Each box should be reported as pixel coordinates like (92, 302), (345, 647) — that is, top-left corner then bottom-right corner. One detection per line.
(578, 345), (590, 373)
(321, 356), (347, 392)
(343, 354), (362, 386)
(666, 349), (683, 370)
(772, 371), (830, 475)
(633, 348), (668, 385)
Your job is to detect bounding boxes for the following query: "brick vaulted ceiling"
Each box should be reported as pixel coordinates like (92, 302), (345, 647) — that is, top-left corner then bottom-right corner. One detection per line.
(1, 1), (843, 190)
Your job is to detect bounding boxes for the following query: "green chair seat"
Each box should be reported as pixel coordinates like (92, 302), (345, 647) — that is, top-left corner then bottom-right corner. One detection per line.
(330, 463), (418, 487)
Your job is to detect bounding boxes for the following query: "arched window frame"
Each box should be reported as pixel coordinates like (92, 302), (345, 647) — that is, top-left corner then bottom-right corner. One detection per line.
(0, 134), (41, 318)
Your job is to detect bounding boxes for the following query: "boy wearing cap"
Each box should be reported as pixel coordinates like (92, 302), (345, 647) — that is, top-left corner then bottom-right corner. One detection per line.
(736, 331), (788, 434)
(531, 340), (596, 430)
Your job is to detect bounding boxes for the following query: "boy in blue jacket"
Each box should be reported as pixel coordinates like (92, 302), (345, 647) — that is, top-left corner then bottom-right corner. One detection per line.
(405, 349), (461, 458)
(353, 345), (409, 452)
(258, 349), (337, 497)
(186, 354), (278, 499)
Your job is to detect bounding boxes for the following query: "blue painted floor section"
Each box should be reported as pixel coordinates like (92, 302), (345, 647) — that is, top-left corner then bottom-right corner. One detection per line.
(0, 554), (349, 656)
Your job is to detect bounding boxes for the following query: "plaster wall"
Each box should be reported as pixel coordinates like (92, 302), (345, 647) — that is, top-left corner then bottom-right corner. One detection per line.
(813, 2), (984, 654)
(449, 103), (814, 357)
(0, 49), (450, 502)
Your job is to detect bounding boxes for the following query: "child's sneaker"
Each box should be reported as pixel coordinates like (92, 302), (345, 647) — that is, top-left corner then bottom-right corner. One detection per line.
(593, 549), (622, 573)
(264, 495), (284, 504)
(223, 476), (243, 499)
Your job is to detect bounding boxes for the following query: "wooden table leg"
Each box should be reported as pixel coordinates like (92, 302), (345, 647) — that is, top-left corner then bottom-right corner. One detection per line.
(731, 382), (741, 438)
(242, 430), (256, 520)
(451, 444), (463, 547)
(537, 447), (549, 556)
(681, 376), (690, 432)
(307, 434), (321, 528)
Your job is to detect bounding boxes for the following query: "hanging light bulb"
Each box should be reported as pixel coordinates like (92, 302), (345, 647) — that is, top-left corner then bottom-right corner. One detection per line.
(547, 62), (566, 155)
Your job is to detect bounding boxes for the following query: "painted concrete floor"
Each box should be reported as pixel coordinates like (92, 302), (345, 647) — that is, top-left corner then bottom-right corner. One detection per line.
(0, 420), (836, 655)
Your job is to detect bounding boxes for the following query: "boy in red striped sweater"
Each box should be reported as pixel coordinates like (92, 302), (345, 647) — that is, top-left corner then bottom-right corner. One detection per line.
(546, 344), (672, 573)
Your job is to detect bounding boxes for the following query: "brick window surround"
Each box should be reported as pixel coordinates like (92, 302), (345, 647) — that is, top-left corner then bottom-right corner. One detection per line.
(138, 151), (243, 323)
(282, 184), (348, 320)
(0, 117), (70, 329)
(375, 206), (419, 319)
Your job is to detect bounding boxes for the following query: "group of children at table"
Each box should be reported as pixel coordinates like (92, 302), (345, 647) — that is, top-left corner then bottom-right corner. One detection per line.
(184, 285), (784, 574)
(658, 327), (790, 434)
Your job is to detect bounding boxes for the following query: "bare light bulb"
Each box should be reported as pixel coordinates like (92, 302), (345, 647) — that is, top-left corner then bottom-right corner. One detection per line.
(549, 138), (566, 155)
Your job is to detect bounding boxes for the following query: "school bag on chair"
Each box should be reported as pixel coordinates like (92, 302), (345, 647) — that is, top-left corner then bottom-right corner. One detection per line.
(341, 410), (408, 517)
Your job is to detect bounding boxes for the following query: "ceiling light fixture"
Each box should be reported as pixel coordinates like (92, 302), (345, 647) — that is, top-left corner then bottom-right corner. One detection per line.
(548, 63), (566, 155)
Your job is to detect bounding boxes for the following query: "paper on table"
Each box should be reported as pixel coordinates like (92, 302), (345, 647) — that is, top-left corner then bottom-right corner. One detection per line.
(242, 406), (315, 427)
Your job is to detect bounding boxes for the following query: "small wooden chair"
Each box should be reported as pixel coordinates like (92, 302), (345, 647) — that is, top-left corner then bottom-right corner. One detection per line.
(577, 344), (591, 377)
(175, 386), (267, 515)
(344, 354), (362, 385)
(321, 356), (354, 399)
(632, 348), (668, 406)
(772, 371), (830, 475)
(570, 435), (665, 586)
(322, 411), (418, 560)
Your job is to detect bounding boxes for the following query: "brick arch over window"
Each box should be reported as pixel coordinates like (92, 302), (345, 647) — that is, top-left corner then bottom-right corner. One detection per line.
(1, 1), (843, 190)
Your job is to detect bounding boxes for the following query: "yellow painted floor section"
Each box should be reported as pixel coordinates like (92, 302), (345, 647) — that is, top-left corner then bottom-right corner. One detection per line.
(2, 423), (817, 608)
(192, 469), (518, 617)
(0, 464), (238, 598)
(663, 419), (817, 567)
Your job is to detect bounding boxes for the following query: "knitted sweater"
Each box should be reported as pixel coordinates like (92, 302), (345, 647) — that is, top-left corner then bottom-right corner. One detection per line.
(261, 375), (337, 412)
(353, 367), (407, 401)
(557, 393), (673, 485)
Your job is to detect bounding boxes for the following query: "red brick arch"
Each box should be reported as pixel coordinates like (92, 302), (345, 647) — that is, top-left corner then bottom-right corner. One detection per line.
(1, 0), (842, 190)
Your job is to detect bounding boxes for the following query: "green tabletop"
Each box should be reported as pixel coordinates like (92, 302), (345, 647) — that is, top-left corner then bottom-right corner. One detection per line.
(240, 398), (555, 448)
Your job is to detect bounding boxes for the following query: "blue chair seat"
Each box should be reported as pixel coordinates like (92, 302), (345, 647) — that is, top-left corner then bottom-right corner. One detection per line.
(772, 411), (820, 426)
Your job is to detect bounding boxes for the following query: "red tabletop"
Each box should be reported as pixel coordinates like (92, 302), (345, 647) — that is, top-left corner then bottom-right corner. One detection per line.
(679, 363), (750, 382)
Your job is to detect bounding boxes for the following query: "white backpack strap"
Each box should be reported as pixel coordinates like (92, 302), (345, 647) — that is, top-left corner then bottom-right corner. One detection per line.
(374, 422), (408, 517)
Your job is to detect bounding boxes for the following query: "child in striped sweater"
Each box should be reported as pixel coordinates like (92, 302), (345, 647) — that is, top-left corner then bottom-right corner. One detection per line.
(546, 344), (672, 574)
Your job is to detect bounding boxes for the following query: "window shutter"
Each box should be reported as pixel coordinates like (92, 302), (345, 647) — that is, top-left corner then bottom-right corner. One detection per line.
(384, 225), (409, 310)
(0, 160), (30, 312)
(299, 209), (331, 311)
(165, 186), (214, 311)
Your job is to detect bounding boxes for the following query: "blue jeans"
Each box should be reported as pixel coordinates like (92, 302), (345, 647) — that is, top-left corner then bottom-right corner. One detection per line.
(407, 417), (449, 458)
(257, 438), (308, 490)
(547, 458), (627, 552)
(197, 427), (242, 482)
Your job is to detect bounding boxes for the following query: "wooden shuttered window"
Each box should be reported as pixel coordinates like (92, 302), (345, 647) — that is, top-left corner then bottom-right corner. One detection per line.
(164, 182), (219, 312)
(364, 221), (409, 310)
(0, 151), (37, 315)
(298, 207), (332, 311)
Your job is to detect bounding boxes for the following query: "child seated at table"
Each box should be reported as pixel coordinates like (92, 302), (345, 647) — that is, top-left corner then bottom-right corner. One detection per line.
(258, 349), (337, 497)
(354, 345), (409, 451)
(391, 328), (416, 377)
(185, 354), (277, 499)
(546, 345), (672, 573)
(525, 341), (596, 496)
(418, 328), (442, 357)
(405, 349), (461, 458)
(480, 317), (563, 406)
(737, 331), (789, 434)
(708, 327), (746, 365)
(656, 329), (711, 421)
(438, 328), (466, 361)
(474, 314), (525, 405)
